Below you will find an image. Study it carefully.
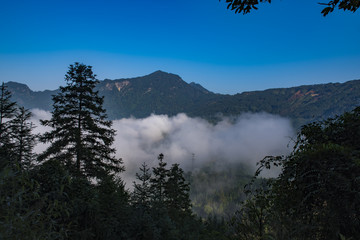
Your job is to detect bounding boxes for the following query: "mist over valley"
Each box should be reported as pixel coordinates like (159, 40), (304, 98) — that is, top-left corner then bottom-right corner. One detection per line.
(10, 70), (360, 216)
(30, 109), (294, 184)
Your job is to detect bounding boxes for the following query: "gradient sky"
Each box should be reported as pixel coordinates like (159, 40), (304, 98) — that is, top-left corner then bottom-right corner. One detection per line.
(1, 0), (359, 94)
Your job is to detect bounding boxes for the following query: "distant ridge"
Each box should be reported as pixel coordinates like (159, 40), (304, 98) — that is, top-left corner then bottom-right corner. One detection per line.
(189, 82), (213, 94)
(5, 71), (360, 128)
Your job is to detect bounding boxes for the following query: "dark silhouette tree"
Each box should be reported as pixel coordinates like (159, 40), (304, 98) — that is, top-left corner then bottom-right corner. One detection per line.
(38, 63), (123, 179)
(0, 82), (16, 129)
(93, 174), (130, 239)
(251, 106), (360, 240)
(220, 0), (360, 16)
(0, 164), (46, 239)
(165, 163), (192, 218)
(229, 184), (273, 240)
(133, 162), (152, 208)
(0, 82), (17, 168)
(130, 162), (157, 240)
(150, 153), (168, 206)
(165, 163), (199, 240)
(148, 154), (177, 240)
(10, 107), (37, 170)
(144, 155), (199, 240)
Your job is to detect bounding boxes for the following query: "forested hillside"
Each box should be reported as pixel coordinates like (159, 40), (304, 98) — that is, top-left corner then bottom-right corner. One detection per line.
(1, 64), (359, 239)
(187, 161), (253, 218)
(6, 71), (360, 128)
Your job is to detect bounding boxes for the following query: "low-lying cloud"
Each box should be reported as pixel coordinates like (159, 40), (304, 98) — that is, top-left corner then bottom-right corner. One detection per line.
(30, 109), (295, 185)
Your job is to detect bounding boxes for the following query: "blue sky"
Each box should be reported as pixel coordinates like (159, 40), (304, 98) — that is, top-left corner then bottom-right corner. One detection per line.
(0, 0), (359, 94)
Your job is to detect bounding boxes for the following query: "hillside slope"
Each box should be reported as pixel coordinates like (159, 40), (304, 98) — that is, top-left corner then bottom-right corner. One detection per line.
(6, 71), (360, 128)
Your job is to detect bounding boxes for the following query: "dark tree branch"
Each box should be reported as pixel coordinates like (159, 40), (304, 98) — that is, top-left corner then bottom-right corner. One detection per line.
(220, 0), (360, 16)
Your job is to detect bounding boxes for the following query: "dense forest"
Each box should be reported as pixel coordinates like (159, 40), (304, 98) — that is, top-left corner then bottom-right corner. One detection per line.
(1, 63), (359, 239)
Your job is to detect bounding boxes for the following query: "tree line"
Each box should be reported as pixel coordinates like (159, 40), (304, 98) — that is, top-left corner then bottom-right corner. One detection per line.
(0, 63), (201, 239)
(1, 63), (359, 239)
(227, 106), (360, 240)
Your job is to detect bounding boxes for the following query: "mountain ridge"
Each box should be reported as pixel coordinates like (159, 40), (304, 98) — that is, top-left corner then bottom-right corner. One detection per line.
(5, 71), (360, 128)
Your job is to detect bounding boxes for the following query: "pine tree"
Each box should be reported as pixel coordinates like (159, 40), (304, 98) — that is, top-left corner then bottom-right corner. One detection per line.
(0, 82), (17, 168)
(9, 107), (37, 170)
(39, 63), (123, 179)
(94, 174), (130, 239)
(150, 153), (168, 205)
(165, 163), (192, 218)
(149, 154), (176, 239)
(0, 82), (17, 129)
(133, 162), (152, 208)
(130, 162), (158, 240)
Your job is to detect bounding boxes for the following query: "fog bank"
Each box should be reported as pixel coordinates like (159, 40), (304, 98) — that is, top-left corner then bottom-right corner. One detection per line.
(113, 112), (294, 172)
(30, 110), (295, 185)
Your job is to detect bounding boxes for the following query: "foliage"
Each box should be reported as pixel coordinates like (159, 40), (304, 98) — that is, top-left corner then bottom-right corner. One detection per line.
(221, 0), (271, 14)
(228, 182), (274, 240)
(0, 82), (17, 168)
(188, 161), (253, 218)
(165, 163), (192, 218)
(93, 174), (130, 239)
(130, 154), (201, 240)
(9, 107), (37, 170)
(199, 215), (230, 240)
(150, 153), (168, 207)
(271, 107), (360, 239)
(0, 83), (37, 171)
(149, 154), (194, 239)
(132, 162), (152, 209)
(31, 160), (75, 239)
(30, 159), (132, 240)
(2, 66), (211, 240)
(1, 64), (133, 239)
(235, 106), (360, 240)
(0, 82), (17, 126)
(319, 0), (360, 16)
(220, 0), (360, 16)
(39, 63), (123, 179)
(0, 164), (45, 239)
(3, 63), (360, 239)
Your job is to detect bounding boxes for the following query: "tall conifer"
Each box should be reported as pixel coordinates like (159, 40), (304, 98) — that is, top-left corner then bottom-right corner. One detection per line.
(150, 153), (168, 205)
(0, 82), (16, 128)
(0, 82), (17, 168)
(10, 107), (37, 169)
(133, 162), (152, 208)
(39, 63), (123, 178)
(165, 163), (192, 217)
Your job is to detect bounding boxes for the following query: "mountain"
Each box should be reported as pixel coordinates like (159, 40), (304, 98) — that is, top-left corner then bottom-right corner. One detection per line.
(6, 71), (213, 118)
(189, 82), (213, 94)
(198, 80), (360, 127)
(5, 81), (59, 111)
(5, 70), (360, 128)
(98, 70), (215, 119)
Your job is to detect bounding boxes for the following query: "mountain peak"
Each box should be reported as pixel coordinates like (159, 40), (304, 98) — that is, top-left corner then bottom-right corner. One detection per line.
(143, 70), (183, 84)
(148, 70), (176, 78)
(5, 81), (32, 93)
(6, 81), (31, 89)
(152, 70), (168, 74)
